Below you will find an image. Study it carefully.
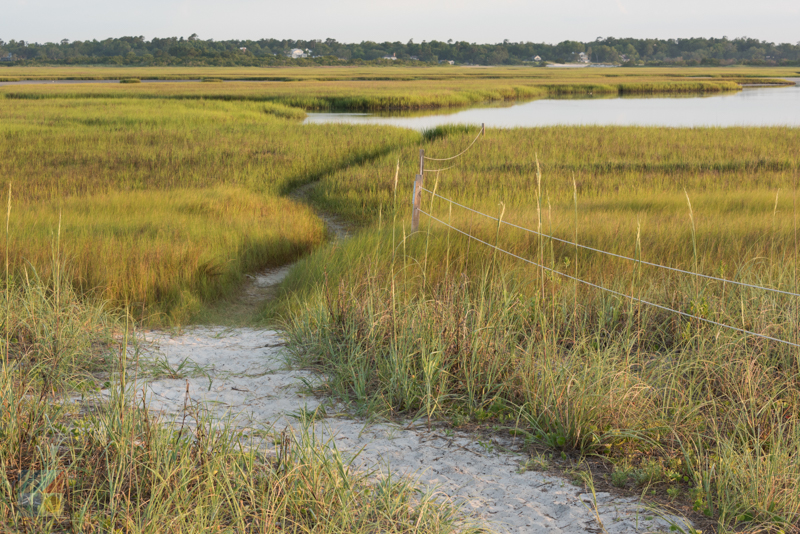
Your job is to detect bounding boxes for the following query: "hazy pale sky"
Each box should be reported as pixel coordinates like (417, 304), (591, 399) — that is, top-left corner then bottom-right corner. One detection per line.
(3, 0), (799, 45)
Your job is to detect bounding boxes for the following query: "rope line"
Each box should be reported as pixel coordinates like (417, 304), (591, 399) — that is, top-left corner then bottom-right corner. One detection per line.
(420, 187), (800, 299)
(418, 208), (800, 349)
(423, 165), (458, 173)
(423, 128), (483, 162)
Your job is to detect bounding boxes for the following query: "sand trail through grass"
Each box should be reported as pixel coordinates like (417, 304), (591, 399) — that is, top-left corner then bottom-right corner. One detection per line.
(197, 181), (351, 326)
(136, 326), (689, 534)
(132, 194), (689, 533)
(122, 184), (691, 533)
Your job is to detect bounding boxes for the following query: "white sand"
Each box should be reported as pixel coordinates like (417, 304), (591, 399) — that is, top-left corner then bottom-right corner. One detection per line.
(131, 326), (690, 534)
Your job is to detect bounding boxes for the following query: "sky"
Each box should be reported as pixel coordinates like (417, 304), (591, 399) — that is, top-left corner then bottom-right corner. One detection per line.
(3, 0), (799, 45)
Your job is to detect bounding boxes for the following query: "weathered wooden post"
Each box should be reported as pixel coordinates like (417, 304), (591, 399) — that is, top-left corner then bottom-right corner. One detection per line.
(411, 148), (425, 232)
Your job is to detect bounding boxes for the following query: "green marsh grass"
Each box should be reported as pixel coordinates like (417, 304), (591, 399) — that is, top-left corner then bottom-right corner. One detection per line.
(0, 97), (416, 323)
(6, 77), (800, 529)
(282, 125), (800, 532)
(8, 187), (325, 322)
(0, 100), (471, 531)
(1, 78), (743, 110)
(2, 64), (797, 82)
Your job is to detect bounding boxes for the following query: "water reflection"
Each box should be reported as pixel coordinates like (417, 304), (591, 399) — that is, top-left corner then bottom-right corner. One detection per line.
(304, 85), (800, 129)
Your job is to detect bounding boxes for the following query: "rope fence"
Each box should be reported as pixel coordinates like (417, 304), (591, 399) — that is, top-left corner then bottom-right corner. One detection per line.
(419, 187), (800, 299)
(423, 165), (457, 173)
(422, 124), (485, 162)
(411, 124), (485, 232)
(418, 207), (800, 349)
(408, 127), (798, 349)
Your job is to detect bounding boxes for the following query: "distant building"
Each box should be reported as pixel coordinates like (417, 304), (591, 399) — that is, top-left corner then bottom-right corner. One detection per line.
(239, 47), (247, 52)
(439, 59), (455, 65)
(578, 52), (589, 63)
(382, 53), (397, 60)
(533, 55), (541, 62)
(409, 56), (420, 61)
(288, 48), (308, 59)
(0, 53), (13, 62)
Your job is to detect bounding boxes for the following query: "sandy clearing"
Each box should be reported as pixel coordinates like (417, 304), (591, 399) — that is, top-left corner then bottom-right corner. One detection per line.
(127, 326), (691, 534)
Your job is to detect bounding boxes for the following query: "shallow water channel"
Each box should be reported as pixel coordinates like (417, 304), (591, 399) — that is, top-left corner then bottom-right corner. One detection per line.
(304, 82), (800, 129)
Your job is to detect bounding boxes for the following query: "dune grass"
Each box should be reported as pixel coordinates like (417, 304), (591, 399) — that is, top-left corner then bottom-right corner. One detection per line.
(0, 257), (470, 533)
(280, 125), (800, 532)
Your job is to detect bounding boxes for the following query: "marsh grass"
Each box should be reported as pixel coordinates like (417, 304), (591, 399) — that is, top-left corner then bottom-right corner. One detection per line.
(282, 126), (800, 532)
(2, 64), (796, 81)
(5, 76), (800, 530)
(0, 98), (417, 323)
(1, 78), (743, 111)
(8, 187), (326, 323)
(285, 223), (800, 532)
(0, 73), (789, 324)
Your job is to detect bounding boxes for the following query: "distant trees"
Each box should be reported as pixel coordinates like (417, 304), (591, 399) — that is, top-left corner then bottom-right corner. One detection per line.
(0, 35), (798, 66)
(553, 41), (584, 62)
(593, 45), (619, 63)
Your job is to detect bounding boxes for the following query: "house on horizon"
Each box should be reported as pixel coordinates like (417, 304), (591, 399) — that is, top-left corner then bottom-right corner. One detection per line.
(0, 53), (13, 62)
(288, 48), (308, 59)
(533, 55), (541, 62)
(239, 47), (247, 52)
(578, 52), (589, 63)
(439, 59), (455, 65)
(382, 53), (397, 60)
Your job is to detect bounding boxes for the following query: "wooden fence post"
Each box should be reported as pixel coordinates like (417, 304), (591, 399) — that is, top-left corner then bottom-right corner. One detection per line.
(411, 149), (425, 232)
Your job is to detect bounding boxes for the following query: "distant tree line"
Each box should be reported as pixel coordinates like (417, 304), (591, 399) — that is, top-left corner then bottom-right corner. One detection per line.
(1, 34), (799, 66)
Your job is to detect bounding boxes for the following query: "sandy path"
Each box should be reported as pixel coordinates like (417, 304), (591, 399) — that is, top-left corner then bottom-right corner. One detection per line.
(130, 184), (690, 532)
(133, 326), (689, 534)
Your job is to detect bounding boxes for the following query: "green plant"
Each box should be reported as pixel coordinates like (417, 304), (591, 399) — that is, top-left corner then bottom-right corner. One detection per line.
(611, 464), (632, 488)
(518, 453), (550, 473)
(633, 460), (665, 486)
(141, 353), (211, 380)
